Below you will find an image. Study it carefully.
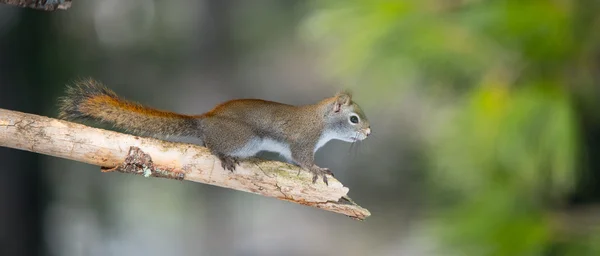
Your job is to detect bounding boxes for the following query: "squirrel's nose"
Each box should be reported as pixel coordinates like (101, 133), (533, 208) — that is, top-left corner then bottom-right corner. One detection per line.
(365, 127), (371, 136)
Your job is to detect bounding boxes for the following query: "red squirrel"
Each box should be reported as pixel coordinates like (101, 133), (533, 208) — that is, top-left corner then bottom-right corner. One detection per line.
(58, 78), (371, 184)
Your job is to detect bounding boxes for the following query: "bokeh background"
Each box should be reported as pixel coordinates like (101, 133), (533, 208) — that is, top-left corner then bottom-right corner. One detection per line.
(1, 0), (600, 255)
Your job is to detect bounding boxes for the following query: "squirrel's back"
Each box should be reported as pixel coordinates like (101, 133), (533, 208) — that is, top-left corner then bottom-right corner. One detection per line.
(58, 78), (328, 144)
(58, 78), (200, 138)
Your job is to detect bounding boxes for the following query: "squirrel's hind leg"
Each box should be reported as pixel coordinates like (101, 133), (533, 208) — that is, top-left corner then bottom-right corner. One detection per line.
(201, 117), (260, 172)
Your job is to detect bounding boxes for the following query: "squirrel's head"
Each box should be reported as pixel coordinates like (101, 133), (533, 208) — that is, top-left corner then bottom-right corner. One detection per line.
(325, 91), (371, 143)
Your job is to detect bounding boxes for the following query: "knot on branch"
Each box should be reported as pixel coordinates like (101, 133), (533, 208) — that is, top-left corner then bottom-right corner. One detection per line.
(101, 146), (185, 181)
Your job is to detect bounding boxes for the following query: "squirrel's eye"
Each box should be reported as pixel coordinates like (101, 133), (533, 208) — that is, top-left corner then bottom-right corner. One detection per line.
(350, 115), (359, 124)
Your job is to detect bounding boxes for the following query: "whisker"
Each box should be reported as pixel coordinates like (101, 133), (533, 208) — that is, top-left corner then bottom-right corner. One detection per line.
(348, 135), (356, 156)
(351, 131), (360, 157)
(360, 136), (369, 153)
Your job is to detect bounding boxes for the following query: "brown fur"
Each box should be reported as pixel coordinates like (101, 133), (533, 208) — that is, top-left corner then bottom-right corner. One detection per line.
(58, 78), (371, 184)
(58, 78), (200, 138)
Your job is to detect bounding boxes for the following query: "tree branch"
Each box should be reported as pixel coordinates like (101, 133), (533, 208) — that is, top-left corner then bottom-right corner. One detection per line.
(0, 0), (72, 11)
(0, 108), (371, 220)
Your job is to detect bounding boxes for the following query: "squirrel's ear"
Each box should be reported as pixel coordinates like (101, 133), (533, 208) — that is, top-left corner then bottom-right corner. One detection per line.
(333, 90), (352, 113)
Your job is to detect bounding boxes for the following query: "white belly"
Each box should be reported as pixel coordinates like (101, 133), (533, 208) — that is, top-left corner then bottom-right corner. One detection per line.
(230, 132), (339, 162)
(230, 138), (292, 162)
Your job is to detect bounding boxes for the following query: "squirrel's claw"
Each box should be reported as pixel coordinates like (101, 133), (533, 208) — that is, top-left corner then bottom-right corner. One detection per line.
(310, 167), (332, 185)
(219, 156), (240, 172)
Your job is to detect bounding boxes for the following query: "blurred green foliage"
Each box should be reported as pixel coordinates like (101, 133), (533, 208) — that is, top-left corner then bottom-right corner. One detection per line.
(428, 85), (579, 256)
(430, 85), (577, 200)
(302, 0), (600, 255)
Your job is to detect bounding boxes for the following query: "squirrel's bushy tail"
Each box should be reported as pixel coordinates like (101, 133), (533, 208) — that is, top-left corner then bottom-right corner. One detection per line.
(58, 78), (201, 138)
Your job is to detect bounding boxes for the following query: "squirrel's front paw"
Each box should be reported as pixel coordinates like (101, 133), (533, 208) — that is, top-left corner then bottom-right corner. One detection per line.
(219, 156), (240, 172)
(309, 166), (334, 185)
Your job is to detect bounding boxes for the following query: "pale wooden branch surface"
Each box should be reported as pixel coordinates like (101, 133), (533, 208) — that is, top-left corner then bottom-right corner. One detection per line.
(0, 108), (370, 220)
(0, 0), (72, 11)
